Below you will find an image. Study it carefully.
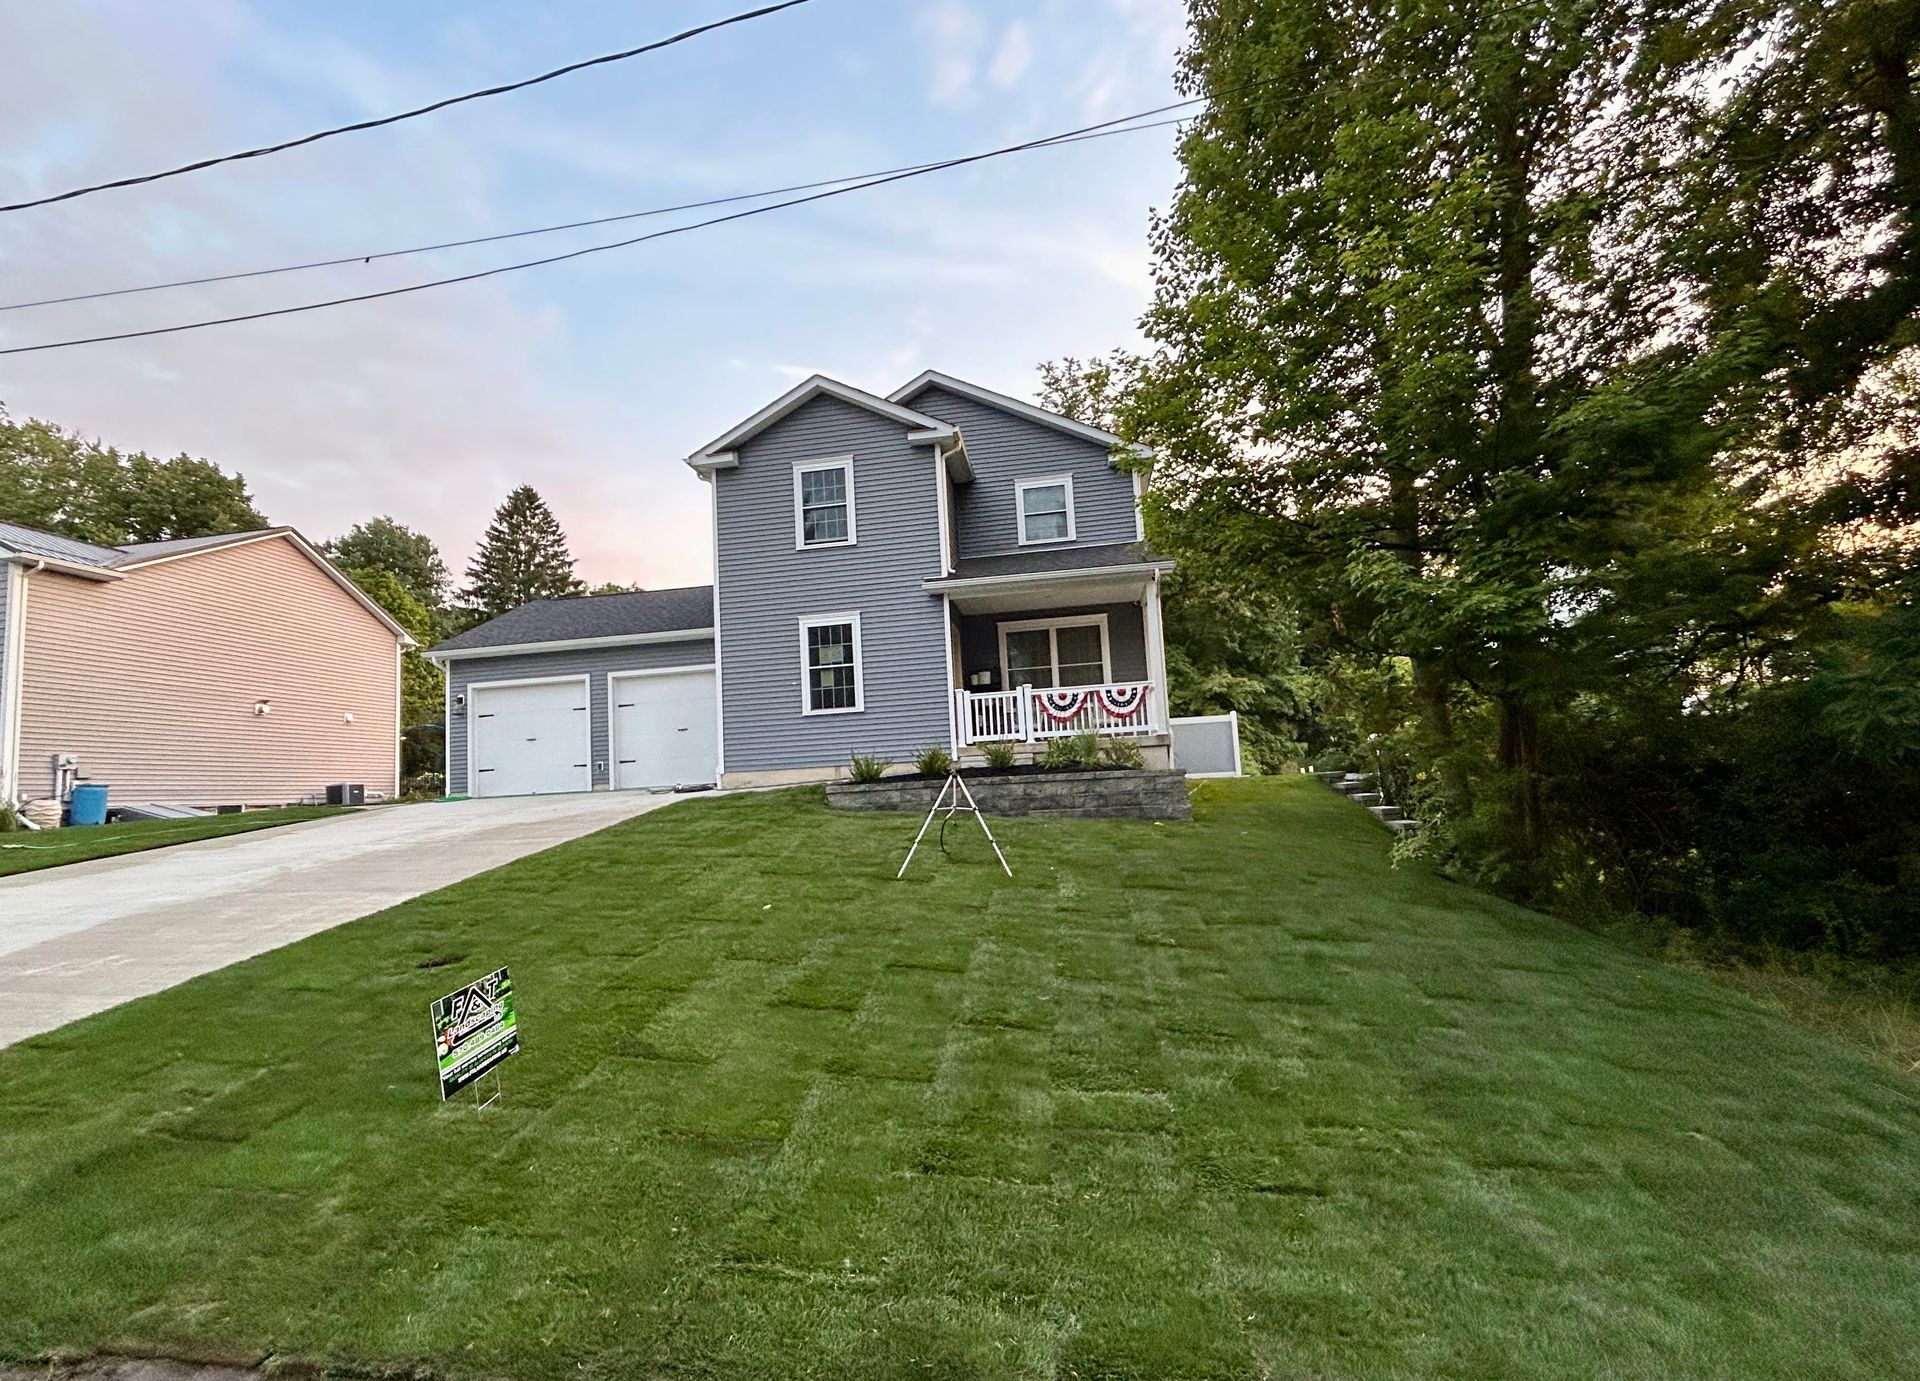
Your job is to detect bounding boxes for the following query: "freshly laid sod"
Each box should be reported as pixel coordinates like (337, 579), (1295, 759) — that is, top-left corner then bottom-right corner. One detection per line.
(2, 779), (1917, 1379)
(0, 805), (344, 877)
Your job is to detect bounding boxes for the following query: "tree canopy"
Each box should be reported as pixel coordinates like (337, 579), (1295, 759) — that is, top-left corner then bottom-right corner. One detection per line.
(326, 517), (450, 611)
(0, 408), (266, 544)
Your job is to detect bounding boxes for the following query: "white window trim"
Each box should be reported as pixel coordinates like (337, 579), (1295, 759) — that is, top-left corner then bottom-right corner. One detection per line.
(998, 613), (1112, 689)
(798, 611), (865, 716)
(794, 455), (857, 550)
(1015, 474), (1077, 546)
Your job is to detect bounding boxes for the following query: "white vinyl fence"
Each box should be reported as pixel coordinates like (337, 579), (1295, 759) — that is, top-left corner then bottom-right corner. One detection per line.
(1169, 712), (1243, 778)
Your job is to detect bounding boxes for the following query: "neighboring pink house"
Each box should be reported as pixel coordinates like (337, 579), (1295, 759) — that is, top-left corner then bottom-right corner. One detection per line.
(0, 522), (413, 809)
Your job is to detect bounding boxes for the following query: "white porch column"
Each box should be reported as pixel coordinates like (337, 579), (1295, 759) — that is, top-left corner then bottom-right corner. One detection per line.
(1143, 574), (1171, 732)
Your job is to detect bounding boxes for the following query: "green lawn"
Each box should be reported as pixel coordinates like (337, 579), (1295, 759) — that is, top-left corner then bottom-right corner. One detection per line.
(0, 805), (345, 877)
(2, 780), (1917, 1379)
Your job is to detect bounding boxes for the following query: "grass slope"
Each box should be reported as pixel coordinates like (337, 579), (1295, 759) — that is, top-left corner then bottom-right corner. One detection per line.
(1, 780), (1916, 1379)
(0, 806), (343, 877)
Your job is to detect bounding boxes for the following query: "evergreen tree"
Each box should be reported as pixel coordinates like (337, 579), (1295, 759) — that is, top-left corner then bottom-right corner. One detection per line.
(462, 486), (584, 617)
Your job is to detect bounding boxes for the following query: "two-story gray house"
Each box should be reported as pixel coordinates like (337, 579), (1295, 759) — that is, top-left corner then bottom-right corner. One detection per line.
(428, 370), (1174, 795)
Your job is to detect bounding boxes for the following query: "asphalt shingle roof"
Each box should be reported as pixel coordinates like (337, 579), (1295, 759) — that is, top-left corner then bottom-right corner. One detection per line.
(933, 541), (1166, 583)
(430, 586), (715, 654)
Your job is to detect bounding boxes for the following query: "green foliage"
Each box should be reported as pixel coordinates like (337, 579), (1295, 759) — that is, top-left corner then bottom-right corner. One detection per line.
(1100, 737), (1146, 769)
(461, 485), (585, 617)
(1057, 0), (1920, 954)
(326, 517), (450, 611)
(912, 745), (954, 777)
(0, 803), (18, 834)
(847, 753), (891, 784)
(981, 741), (1018, 770)
(588, 581), (644, 595)
(1041, 737), (1082, 770)
(0, 408), (266, 543)
(344, 567), (444, 730)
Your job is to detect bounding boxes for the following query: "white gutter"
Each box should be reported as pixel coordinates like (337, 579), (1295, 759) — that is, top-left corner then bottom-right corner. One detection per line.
(426, 626), (716, 664)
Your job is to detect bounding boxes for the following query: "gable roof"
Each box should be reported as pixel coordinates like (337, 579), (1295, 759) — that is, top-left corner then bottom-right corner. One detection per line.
(0, 521), (414, 644)
(890, 369), (1151, 459)
(428, 585), (715, 659)
(684, 373), (957, 473)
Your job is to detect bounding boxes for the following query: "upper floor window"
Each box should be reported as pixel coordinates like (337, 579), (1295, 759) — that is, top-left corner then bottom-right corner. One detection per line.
(800, 612), (863, 715)
(794, 457), (855, 548)
(1016, 475), (1075, 545)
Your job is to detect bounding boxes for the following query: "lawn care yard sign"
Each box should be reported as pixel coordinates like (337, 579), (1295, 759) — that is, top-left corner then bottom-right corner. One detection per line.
(431, 968), (518, 1100)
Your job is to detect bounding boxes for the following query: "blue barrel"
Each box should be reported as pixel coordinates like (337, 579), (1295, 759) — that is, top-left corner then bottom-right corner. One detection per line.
(69, 784), (110, 826)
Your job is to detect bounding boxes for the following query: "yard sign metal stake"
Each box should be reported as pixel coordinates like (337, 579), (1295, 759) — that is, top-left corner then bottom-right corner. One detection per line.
(897, 771), (1013, 879)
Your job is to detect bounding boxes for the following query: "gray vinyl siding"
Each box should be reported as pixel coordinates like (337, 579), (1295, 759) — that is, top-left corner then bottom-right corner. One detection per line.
(908, 385), (1139, 561)
(445, 638), (714, 792)
(955, 603), (1148, 691)
(715, 394), (951, 772)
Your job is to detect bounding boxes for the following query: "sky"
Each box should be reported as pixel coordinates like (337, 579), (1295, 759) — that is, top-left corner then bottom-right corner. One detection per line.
(0, 0), (1190, 588)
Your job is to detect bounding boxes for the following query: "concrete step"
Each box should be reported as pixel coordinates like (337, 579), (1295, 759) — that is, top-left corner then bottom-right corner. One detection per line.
(1352, 792), (1384, 807)
(1387, 817), (1419, 835)
(1368, 804), (1404, 822)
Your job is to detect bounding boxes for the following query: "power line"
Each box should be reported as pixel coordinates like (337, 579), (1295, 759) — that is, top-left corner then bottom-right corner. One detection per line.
(0, 118), (1189, 312)
(0, 0), (811, 215)
(0, 103), (1202, 356)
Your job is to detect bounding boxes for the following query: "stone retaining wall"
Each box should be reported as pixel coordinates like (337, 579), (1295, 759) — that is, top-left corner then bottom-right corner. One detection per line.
(825, 768), (1191, 821)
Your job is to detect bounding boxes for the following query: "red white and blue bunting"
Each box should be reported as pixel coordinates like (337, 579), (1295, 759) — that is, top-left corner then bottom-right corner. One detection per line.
(1097, 684), (1148, 719)
(1035, 689), (1090, 722)
(1031, 685), (1150, 724)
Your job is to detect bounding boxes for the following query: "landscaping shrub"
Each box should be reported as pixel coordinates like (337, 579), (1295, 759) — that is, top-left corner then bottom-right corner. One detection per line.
(0, 802), (18, 833)
(847, 753), (891, 783)
(1042, 734), (1104, 769)
(981, 741), (1017, 770)
(1100, 737), (1145, 769)
(913, 746), (954, 777)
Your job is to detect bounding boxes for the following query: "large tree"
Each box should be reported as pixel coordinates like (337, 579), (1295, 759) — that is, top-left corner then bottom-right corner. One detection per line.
(326, 517), (450, 611)
(1120, 0), (1916, 890)
(343, 566), (443, 730)
(0, 409), (266, 544)
(462, 486), (585, 617)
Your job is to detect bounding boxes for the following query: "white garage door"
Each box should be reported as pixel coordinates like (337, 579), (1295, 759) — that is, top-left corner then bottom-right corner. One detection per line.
(612, 668), (718, 790)
(470, 679), (591, 797)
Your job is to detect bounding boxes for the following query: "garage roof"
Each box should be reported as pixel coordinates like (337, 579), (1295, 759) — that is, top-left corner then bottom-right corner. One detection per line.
(430, 585), (715, 658)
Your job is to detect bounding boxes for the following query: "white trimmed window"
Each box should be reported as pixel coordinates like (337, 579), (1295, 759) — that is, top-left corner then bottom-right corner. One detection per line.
(1016, 475), (1075, 544)
(800, 613), (864, 714)
(1000, 615), (1110, 689)
(794, 457), (856, 548)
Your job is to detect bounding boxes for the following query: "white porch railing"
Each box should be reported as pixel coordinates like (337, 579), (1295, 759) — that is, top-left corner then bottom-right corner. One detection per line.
(955, 681), (1158, 745)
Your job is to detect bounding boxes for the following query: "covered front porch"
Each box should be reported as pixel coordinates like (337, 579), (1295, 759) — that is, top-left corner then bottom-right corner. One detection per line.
(929, 557), (1172, 763)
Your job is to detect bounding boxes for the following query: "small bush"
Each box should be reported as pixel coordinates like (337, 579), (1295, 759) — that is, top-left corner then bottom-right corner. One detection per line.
(913, 745), (954, 777)
(981, 741), (1018, 770)
(848, 753), (891, 783)
(0, 802), (19, 833)
(1041, 737), (1083, 770)
(1100, 737), (1145, 769)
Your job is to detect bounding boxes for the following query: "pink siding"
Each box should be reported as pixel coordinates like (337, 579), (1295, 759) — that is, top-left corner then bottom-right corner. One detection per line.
(18, 536), (401, 805)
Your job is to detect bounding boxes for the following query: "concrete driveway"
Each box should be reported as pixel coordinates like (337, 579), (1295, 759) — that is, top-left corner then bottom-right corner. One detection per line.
(0, 791), (703, 1049)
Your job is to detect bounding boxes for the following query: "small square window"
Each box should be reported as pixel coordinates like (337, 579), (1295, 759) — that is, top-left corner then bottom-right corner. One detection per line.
(1017, 477), (1074, 544)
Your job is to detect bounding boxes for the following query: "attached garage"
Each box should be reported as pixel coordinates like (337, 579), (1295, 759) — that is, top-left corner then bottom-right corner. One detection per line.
(611, 668), (718, 790)
(469, 677), (591, 797)
(429, 587), (718, 800)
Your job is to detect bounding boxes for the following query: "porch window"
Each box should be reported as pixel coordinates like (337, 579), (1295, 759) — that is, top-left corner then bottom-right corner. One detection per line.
(1016, 475), (1075, 544)
(800, 613), (863, 714)
(1001, 617), (1110, 689)
(794, 457), (855, 548)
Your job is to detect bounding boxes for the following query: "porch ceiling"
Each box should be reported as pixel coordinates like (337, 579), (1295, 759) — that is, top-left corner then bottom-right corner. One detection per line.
(939, 568), (1154, 615)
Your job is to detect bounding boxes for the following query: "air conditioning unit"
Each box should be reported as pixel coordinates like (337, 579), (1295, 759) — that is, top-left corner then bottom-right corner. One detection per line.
(326, 783), (366, 806)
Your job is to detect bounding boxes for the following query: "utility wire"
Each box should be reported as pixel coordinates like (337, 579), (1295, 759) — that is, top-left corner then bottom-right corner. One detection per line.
(0, 118), (1189, 312)
(0, 0), (811, 215)
(0, 103), (1202, 356)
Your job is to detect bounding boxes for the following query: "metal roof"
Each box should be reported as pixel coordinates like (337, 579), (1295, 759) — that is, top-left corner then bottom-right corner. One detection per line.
(0, 520), (127, 567)
(430, 585), (716, 655)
